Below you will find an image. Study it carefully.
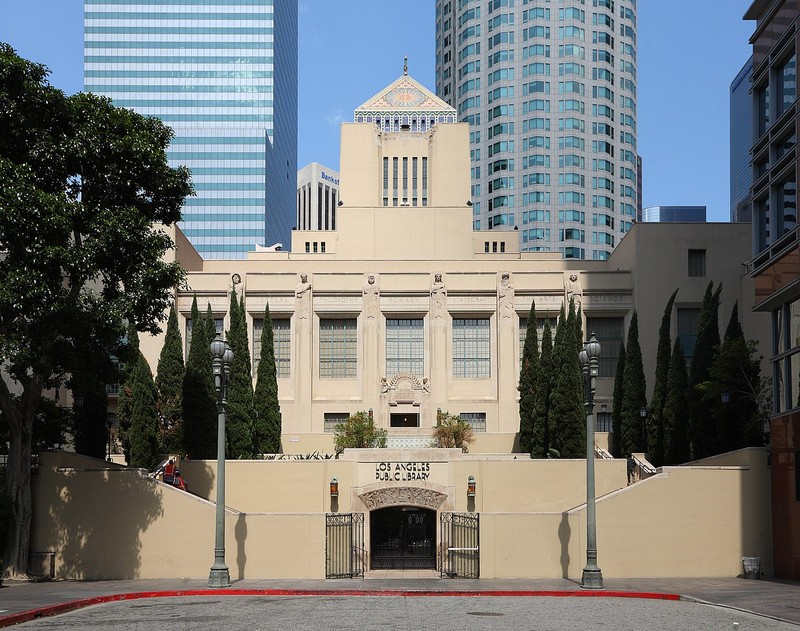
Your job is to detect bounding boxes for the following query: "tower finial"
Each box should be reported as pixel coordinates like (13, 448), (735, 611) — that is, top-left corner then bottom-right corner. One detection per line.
(404, 56), (408, 76)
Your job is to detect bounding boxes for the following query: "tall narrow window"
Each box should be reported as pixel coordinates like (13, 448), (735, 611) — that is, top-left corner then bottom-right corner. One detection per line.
(317, 183), (323, 230)
(402, 157), (409, 205)
(392, 157), (399, 206)
(412, 157), (419, 206)
(422, 157), (428, 206)
(386, 319), (424, 376)
(453, 318), (490, 378)
(677, 308), (700, 363)
(778, 178), (797, 234)
(186, 317), (223, 356)
(383, 157), (389, 206)
(319, 319), (357, 378)
(687, 249), (706, 277)
(586, 317), (623, 377)
(778, 54), (796, 117)
(253, 318), (290, 377)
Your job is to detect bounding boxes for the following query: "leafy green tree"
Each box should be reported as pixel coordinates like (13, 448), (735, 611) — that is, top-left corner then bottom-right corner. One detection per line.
(664, 339), (691, 465)
(0, 45), (190, 577)
(611, 341), (626, 458)
(71, 382), (109, 460)
(648, 289), (678, 466)
(333, 411), (387, 454)
(254, 303), (282, 454)
(550, 300), (585, 458)
(433, 411), (475, 452)
(705, 302), (768, 453)
(155, 304), (184, 454)
(182, 297), (217, 459)
(531, 318), (554, 458)
(128, 353), (160, 470)
(620, 310), (647, 455)
(518, 300), (539, 454)
(690, 282), (723, 459)
(225, 288), (257, 458)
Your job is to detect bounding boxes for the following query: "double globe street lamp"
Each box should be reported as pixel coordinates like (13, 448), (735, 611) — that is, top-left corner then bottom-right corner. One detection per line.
(208, 335), (233, 588)
(579, 332), (604, 589)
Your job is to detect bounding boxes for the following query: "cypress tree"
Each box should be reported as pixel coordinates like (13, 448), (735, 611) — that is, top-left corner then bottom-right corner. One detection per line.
(550, 300), (585, 458)
(518, 300), (539, 454)
(620, 310), (647, 455)
(254, 303), (282, 454)
(706, 302), (766, 453)
(128, 352), (160, 470)
(648, 289), (678, 466)
(116, 324), (140, 463)
(155, 303), (184, 454)
(664, 339), (691, 464)
(611, 341), (626, 458)
(531, 318), (553, 458)
(225, 288), (257, 458)
(690, 282), (723, 459)
(181, 296), (217, 459)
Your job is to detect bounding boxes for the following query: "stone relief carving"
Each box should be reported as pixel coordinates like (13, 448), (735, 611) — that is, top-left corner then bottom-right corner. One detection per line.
(360, 487), (447, 510)
(295, 273), (311, 319)
(363, 273), (379, 319)
(564, 272), (583, 307)
(382, 372), (429, 406)
(498, 272), (515, 319)
(431, 273), (446, 319)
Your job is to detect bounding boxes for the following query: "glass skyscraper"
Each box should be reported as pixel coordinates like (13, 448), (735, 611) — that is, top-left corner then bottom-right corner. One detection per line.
(435, 0), (639, 259)
(730, 56), (753, 223)
(84, 0), (297, 259)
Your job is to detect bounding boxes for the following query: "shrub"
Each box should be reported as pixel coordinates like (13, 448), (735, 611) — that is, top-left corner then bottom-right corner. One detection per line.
(433, 411), (475, 453)
(333, 411), (388, 454)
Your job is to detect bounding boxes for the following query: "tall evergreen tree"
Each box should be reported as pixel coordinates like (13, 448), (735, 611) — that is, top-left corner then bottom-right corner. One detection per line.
(705, 302), (767, 453)
(128, 352), (160, 470)
(181, 297), (217, 459)
(518, 300), (539, 454)
(225, 288), (257, 458)
(664, 339), (691, 464)
(69, 335), (115, 459)
(690, 282), (723, 459)
(531, 318), (553, 458)
(116, 324), (140, 463)
(620, 310), (647, 455)
(648, 289), (678, 466)
(611, 341), (626, 458)
(254, 303), (282, 454)
(550, 300), (585, 458)
(155, 304), (184, 454)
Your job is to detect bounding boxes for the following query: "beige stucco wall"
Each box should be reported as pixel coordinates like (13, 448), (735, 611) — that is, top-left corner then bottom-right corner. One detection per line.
(32, 448), (772, 580)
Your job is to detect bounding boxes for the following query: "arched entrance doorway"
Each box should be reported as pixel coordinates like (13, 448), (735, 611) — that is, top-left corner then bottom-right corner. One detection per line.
(370, 506), (436, 569)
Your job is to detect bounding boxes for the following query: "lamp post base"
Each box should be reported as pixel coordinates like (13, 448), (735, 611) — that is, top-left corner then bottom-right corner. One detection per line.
(581, 566), (604, 589)
(208, 562), (231, 588)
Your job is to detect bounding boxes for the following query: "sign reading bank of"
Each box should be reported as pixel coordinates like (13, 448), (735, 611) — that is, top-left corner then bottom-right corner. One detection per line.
(375, 461), (431, 482)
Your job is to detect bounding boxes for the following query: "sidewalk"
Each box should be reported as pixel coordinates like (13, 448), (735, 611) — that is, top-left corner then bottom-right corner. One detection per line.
(1, 576), (798, 627)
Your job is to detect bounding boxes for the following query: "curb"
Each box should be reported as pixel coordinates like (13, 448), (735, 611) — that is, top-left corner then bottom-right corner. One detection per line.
(0, 589), (681, 627)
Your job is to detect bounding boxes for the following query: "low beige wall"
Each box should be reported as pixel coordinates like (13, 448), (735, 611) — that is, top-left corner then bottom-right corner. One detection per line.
(31, 448), (772, 580)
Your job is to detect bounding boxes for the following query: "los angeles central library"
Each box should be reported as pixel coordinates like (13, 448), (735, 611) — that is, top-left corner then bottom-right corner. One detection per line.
(31, 74), (773, 581)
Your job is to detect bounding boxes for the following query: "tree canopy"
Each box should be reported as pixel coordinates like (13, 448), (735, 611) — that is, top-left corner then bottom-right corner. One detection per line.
(0, 45), (191, 577)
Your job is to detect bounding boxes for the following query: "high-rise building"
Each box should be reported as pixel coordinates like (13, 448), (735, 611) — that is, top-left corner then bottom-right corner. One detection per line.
(744, 0), (799, 580)
(730, 56), (753, 223)
(642, 205), (706, 223)
(296, 163), (339, 232)
(83, 0), (297, 259)
(434, 0), (639, 260)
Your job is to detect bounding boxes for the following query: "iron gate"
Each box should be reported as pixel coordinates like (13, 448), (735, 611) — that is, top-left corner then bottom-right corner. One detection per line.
(439, 512), (480, 578)
(325, 513), (366, 578)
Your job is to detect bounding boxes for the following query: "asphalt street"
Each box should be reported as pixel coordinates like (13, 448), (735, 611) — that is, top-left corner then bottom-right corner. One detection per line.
(6, 595), (799, 631)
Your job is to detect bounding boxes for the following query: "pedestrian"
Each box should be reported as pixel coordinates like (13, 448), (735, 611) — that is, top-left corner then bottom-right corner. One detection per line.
(627, 453), (636, 485)
(173, 469), (187, 492)
(163, 459), (175, 485)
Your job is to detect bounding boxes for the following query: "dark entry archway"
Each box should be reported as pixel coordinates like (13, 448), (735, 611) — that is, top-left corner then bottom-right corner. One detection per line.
(370, 506), (436, 569)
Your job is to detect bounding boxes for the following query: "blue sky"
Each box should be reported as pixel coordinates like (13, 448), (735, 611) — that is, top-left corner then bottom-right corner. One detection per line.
(0, 1), (754, 222)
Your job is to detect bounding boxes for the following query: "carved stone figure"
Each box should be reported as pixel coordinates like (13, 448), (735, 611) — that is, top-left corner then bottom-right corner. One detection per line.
(363, 273), (379, 319)
(498, 272), (515, 318)
(565, 272), (583, 306)
(431, 273), (446, 319)
(295, 273), (311, 319)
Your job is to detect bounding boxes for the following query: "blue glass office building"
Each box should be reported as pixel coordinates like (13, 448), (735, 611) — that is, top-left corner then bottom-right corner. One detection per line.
(84, 0), (297, 259)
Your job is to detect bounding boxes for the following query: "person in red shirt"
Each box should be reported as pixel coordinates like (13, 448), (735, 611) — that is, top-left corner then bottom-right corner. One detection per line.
(173, 469), (187, 492)
(163, 459), (175, 485)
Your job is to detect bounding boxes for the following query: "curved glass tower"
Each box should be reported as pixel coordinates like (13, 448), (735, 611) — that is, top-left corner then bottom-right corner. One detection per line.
(435, 0), (638, 259)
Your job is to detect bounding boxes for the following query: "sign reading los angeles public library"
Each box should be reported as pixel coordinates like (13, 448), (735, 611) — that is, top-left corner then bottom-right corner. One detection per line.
(374, 461), (432, 482)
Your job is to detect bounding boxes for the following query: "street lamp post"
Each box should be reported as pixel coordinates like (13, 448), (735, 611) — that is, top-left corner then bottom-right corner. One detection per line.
(208, 334), (233, 588)
(579, 332), (604, 589)
(639, 406), (647, 453)
(106, 417), (113, 462)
